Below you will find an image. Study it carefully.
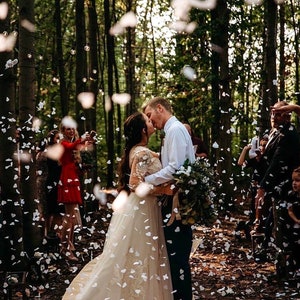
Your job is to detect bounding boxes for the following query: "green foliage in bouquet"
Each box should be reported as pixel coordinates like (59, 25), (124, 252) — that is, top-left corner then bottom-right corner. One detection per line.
(173, 157), (218, 226)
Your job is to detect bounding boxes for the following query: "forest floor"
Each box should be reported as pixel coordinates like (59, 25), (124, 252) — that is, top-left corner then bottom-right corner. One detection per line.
(1, 203), (300, 300)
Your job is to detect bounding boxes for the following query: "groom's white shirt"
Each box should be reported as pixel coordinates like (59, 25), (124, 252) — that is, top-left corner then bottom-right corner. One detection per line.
(145, 116), (195, 186)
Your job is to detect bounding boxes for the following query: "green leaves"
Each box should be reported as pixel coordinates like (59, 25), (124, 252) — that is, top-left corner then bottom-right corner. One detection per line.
(174, 157), (218, 225)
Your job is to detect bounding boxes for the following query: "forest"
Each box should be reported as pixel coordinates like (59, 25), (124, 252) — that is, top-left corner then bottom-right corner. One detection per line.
(0, 0), (299, 297)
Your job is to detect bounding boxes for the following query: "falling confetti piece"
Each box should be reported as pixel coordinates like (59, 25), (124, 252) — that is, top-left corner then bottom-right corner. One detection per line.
(212, 141), (219, 148)
(119, 11), (138, 28)
(189, 0), (217, 10)
(5, 59), (18, 69)
(182, 65), (197, 81)
(61, 116), (77, 129)
(0, 32), (17, 52)
(21, 19), (35, 32)
(105, 95), (112, 111)
(135, 182), (153, 198)
(112, 93), (131, 105)
(32, 117), (42, 132)
(244, 0), (263, 4)
(46, 143), (64, 161)
(185, 22), (197, 33)
(93, 184), (107, 205)
(171, 0), (191, 21)
(77, 92), (95, 109)
(112, 190), (128, 212)
(109, 11), (137, 36)
(0, 2), (8, 19)
(169, 21), (188, 33)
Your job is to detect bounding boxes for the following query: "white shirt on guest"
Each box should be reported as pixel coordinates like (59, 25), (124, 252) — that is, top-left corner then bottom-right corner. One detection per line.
(145, 116), (195, 186)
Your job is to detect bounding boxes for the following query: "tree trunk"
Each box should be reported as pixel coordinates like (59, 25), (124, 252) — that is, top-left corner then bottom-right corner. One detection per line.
(75, 0), (87, 131)
(104, 0), (115, 187)
(278, 4), (285, 101)
(55, 0), (69, 116)
(0, 12), (24, 270)
(211, 0), (233, 207)
(84, 0), (99, 212)
(290, 0), (299, 104)
(19, 0), (41, 258)
(124, 0), (136, 115)
(260, 0), (277, 134)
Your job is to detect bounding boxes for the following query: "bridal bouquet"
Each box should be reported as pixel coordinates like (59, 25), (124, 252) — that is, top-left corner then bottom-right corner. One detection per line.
(172, 157), (217, 226)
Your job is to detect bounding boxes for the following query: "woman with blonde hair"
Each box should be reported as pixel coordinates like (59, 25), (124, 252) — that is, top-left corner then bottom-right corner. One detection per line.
(58, 117), (91, 261)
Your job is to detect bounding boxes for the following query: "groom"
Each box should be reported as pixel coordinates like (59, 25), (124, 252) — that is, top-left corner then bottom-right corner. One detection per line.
(143, 97), (195, 300)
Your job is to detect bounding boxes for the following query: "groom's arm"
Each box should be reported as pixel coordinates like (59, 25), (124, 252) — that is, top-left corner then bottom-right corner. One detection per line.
(145, 127), (188, 185)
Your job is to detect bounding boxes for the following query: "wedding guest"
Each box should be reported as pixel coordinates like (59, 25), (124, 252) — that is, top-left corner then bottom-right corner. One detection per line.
(271, 103), (300, 116)
(62, 112), (173, 299)
(144, 97), (195, 300)
(58, 118), (91, 261)
(286, 166), (300, 276)
(237, 135), (268, 223)
(44, 130), (63, 238)
(254, 101), (300, 266)
(183, 123), (208, 158)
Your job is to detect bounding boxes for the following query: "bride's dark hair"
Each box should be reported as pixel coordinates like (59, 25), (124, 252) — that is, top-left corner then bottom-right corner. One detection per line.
(117, 112), (148, 192)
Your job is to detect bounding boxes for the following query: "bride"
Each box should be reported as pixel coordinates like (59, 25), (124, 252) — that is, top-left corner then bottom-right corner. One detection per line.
(63, 112), (174, 300)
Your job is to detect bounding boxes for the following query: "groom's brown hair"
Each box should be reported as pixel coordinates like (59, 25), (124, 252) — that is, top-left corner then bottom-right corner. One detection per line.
(143, 97), (172, 113)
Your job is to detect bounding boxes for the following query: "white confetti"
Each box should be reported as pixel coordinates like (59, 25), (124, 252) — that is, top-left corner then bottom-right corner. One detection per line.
(0, 32), (17, 52)
(21, 19), (35, 32)
(171, 0), (191, 21)
(182, 65), (197, 81)
(32, 117), (42, 132)
(61, 116), (77, 129)
(0, 2), (8, 19)
(5, 59), (18, 69)
(245, 0), (263, 5)
(46, 143), (64, 161)
(111, 93), (131, 105)
(135, 182), (153, 198)
(77, 92), (95, 109)
(185, 21), (197, 33)
(109, 11), (137, 36)
(93, 184), (107, 205)
(212, 141), (219, 149)
(112, 190), (128, 212)
(189, 0), (217, 10)
(105, 95), (112, 111)
(119, 11), (137, 28)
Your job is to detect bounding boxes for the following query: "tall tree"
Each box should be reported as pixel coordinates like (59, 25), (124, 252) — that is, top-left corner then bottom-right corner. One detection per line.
(55, 0), (69, 116)
(104, 0), (115, 187)
(87, 0), (98, 132)
(278, 3), (285, 101)
(18, 0), (41, 257)
(290, 0), (299, 104)
(0, 3), (24, 270)
(124, 1), (137, 115)
(211, 0), (233, 206)
(75, 0), (87, 131)
(260, 0), (277, 134)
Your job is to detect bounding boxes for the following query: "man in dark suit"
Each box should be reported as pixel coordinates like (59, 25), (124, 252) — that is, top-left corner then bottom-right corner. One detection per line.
(254, 101), (300, 267)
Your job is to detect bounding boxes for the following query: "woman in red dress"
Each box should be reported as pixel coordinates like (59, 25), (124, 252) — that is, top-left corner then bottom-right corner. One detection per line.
(58, 122), (90, 261)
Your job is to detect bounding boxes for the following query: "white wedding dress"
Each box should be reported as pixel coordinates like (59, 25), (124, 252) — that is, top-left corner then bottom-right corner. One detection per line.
(63, 146), (173, 300)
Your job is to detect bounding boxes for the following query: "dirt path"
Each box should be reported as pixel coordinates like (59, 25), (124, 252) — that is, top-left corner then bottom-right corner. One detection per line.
(2, 210), (300, 299)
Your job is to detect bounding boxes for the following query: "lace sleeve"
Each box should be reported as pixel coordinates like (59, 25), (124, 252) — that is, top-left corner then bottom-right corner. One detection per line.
(129, 149), (152, 191)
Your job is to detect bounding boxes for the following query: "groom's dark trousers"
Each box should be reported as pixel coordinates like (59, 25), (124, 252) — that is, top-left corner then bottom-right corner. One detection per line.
(161, 195), (193, 300)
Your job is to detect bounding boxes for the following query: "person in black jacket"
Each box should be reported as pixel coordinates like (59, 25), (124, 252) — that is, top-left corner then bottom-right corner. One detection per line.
(254, 101), (300, 258)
